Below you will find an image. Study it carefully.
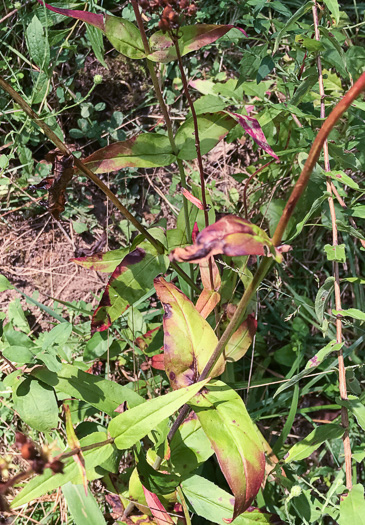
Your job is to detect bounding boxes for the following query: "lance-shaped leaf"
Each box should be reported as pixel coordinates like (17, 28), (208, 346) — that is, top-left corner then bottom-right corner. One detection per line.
(154, 277), (225, 389)
(108, 378), (210, 449)
(228, 112), (279, 160)
(175, 112), (237, 161)
(38, 2), (145, 59)
(79, 134), (175, 174)
(194, 224), (221, 318)
(170, 215), (281, 264)
(225, 315), (257, 363)
(71, 248), (129, 273)
(92, 242), (169, 333)
(189, 381), (265, 521)
(64, 404), (87, 495)
(148, 25), (247, 63)
(142, 487), (174, 525)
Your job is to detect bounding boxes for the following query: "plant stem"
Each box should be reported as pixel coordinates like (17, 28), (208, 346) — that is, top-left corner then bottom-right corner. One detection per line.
(312, 0), (352, 490)
(167, 70), (365, 442)
(0, 75), (198, 292)
(57, 438), (115, 460)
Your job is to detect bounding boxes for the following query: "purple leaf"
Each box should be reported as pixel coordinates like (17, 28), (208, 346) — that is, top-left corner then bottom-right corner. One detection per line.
(228, 112), (279, 160)
(38, 0), (105, 31)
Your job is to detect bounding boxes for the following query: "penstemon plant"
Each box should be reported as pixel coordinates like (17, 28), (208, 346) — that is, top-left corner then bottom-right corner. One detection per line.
(0, 0), (365, 523)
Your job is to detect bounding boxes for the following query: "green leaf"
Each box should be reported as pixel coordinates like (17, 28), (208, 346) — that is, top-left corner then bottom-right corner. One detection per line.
(175, 112), (237, 161)
(80, 133), (175, 173)
(104, 15), (146, 59)
(83, 331), (109, 362)
(3, 346), (35, 364)
(7, 298), (30, 332)
(326, 170), (359, 190)
(135, 448), (181, 495)
(324, 244), (346, 263)
(273, 2), (314, 53)
(11, 432), (117, 508)
(336, 220), (365, 241)
(257, 56), (275, 83)
(339, 484), (365, 525)
(71, 248), (129, 272)
(284, 423), (345, 463)
(42, 322), (72, 350)
(189, 381), (265, 520)
(13, 377), (58, 432)
(62, 483), (107, 525)
(86, 24), (107, 68)
(31, 363), (143, 415)
(351, 205), (365, 219)
(108, 378), (210, 449)
(92, 242), (169, 332)
(305, 340), (343, 369)
(154, 277), (224, 390)
(333, 308), (365, 322)
(26, 15), (50, 69)
(315, 277), (335, 324)
(182, 475), (277, 525)
(323, 0), (340, 24)
(337, 395), (365, 431)
(0, 274), (13, 292)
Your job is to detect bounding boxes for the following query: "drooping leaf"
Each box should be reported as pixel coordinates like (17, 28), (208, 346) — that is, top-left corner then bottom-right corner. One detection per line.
(284, 423), (345, 463)
(31, 363), (143, 415)
(11, 432), (117, 508)
(62, 483), (108, 525)
(225, 315), (256, 363)
(305, 340), (343, 369)
(181, 475), (281, 525)
(38, 1), (105, 30)
(332, 308), (365, 322)
(339, 484), (365, 525)
(80, 134), (175, 173)
(12, 377), (58, 432)
(71, 248), (129, 272)
(92, 243), (169, 333)
(142, 487), (174, 525)
(154, 277), (225, 389)
(108, 379), (210, 449)
(136, 449), (180, 495)
(169, 215), (281, 264)
(315, 276), (335, 324)
(326, 170), (360, 190)
(189, 381), (265, 520)
(148, 25), (247, 63)
(175, 112), (237, 161)
(228, 112), (279, 160)
(196, 290), (221, 319)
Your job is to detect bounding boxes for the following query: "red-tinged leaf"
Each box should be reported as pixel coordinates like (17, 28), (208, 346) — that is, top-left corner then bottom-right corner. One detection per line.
(135, 326), (161, 354)
(142, 487), (174, 525)
(189, 381), (265, 521)
(196, 290), (221, 319)
(192, 222), (199, 243)
(199, 258), (221, 291)
(71, 248), (129, 272)
(170, 215), (282, 264)
(154, 277), (225, 389)
(182, 188), (204, 210)
(225, 315), (257, 363)
(148, 25), (246, 63)
(92, 243), (169, 333)
(64, 404), (88, 496)
(228, 112), (279, 160)
(79, 134), (175, 173)
(150, 354), (165, 371)
(38, 1), (104, 31)
(104, 15), (146, 59)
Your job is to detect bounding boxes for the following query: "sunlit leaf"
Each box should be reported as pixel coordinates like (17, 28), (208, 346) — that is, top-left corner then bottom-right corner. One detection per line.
(142, 487), (174, 525)
(339, 484), (365, 525)
(284, 424), (344, 463)
(104, 15), (146, 59)
(12, 377), (58, 432)
(64, 404), (87, 495)
(71, 248), (129, 272)
(154, 277), (225, 389)
(225, 315), (256, 363)
(332, 308), (365, 321)
(189, 381), (265, 520)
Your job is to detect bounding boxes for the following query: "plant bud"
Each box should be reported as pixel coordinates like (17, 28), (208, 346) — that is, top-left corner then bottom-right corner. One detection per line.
(159, 18), (170, 31)
(162, 5), (174, 18)
(49, 460), (64, 474)
(32, 458), (45, 474)
(20, 443), (37, 460)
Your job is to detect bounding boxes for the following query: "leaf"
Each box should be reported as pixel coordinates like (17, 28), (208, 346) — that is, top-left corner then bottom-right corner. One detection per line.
(333, 308), (365, 322)
(92, 243), (169, 333)
(175, 112), (237, 161)
(169, 215), (281, 264)
(256, 56), (275, 84)
(3, 346), (35, 364)
(0, 274), (13, 291)
(62, 483), (107, 525)
(182, 475), (281, 525)
(305, 340), (343, 369)
(42, 322), (72, 350)
(315, 276), (335, 324)
(324, 244), (346, 263)
(31, 363), (143, 415)
(142, 487), (174, 525)
(196, 290), (221, 319)
(64, 404), (88, 495)
(148, 25), (247, 63)
(273, 1), (314, 54)
(26, 14), (50, 69)
(323, 0), (340, 24)
(326, 170), (359, 190)
(38, 1), (105, 31)
(13, 377), (58, 432)
(227, 113), (279, 159)
(104, 15), (146, 59)
(339, 484), (365, 525)
(7, 298), (30, 332)
(284, 423), (345, 463)
(225, 315), (256, 363)
(337, 395), (365, 431)
(108, 378), (210, 449)
(136, 449), (180, 495)
(189, 381), (265, 520)
(154, 277), (225, 389)
(11, 432), (117, 508)
(86, 24), (107, 68)
(71, 248), (129, 272)
(80, 134), (175, 173)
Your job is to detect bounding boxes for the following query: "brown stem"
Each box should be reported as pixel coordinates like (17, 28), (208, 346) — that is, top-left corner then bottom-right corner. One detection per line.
(312, 0), (352, 490)
(56, 438), (115, 461)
